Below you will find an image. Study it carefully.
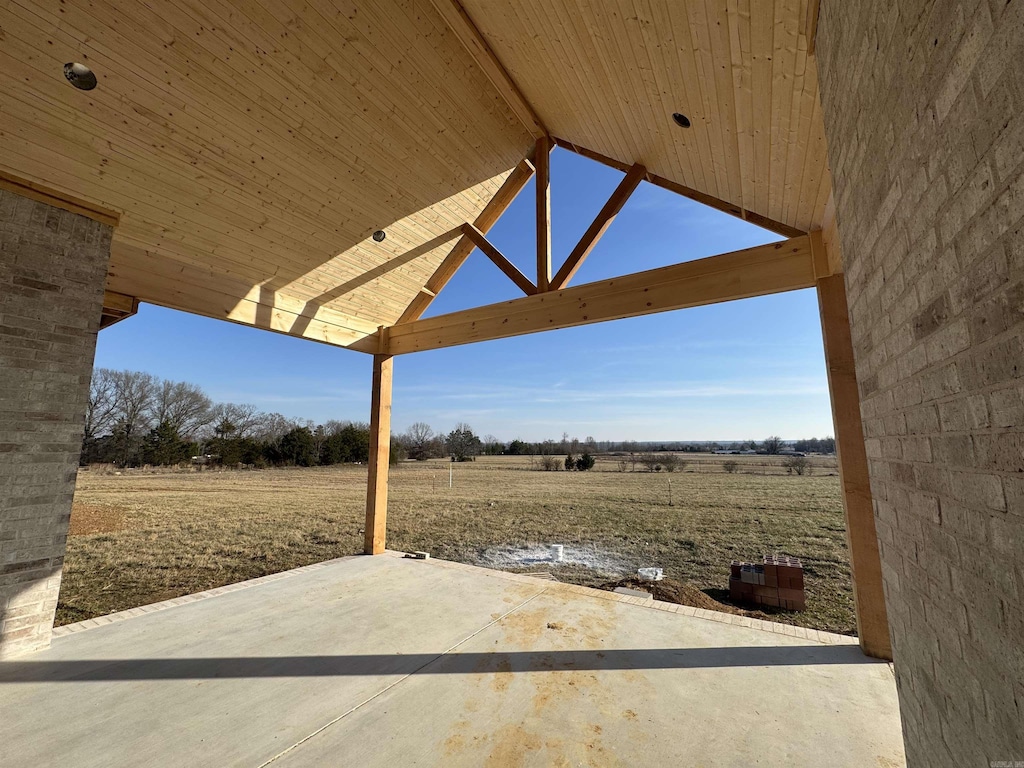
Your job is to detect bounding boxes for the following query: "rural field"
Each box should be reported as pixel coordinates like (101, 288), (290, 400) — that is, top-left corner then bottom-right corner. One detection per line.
(62, 454), (856, 634)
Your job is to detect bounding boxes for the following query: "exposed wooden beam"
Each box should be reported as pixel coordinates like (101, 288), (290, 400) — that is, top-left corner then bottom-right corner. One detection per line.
(462, 223), (537, 296)
(99, 290), (139, 330)
(396, 158), (536, 324)
(804, 0), (821, 56)
(427, 0), (547, 139)
(536, 136), (553, 292)
(550, 163), (646, 291)
(821, 189), (844, 275)
(551, 138), (805, 239)
(817, 272), (891, 660)
(0, 169), (120, 228)
(364, 352), (393, 555)
(387, 236), (813, 354)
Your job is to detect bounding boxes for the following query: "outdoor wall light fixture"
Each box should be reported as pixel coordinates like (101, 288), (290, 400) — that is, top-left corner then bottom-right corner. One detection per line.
(372, 230), (387, 242)
(672, 112), (692, 128)
(64, 62), (97, 90)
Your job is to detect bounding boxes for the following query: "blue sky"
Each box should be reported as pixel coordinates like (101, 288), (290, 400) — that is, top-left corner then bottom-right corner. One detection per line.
(95, 148), (834, 442)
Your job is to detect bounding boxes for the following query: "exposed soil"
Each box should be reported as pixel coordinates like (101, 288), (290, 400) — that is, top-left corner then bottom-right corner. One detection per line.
(599, 576), (765, 618)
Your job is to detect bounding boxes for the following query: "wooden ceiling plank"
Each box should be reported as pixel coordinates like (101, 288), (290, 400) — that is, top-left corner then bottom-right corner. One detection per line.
(726, 0), (756, 217)
(462, 223), (537, 296)
(779, 6), (812, 228)
(169, 0), (498, 190)
(387, 236), (814, 354)
(751, 0), (776, 219)
(768, 0), (801, 220)
(705, 0), (746, 208)
(550, 162), (647, 291)
(10, 1), (429, 213)
(647, 0), (711, 197)
(4, 1), (524, 319)
(396, 158), (536, 323)
(426, 0), (547, 138)
(302, 0), (530, 166)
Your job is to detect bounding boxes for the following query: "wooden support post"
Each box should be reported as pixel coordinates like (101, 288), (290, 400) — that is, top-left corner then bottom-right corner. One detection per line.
(364, 351), (393, 555)
(535, 135), (552, 292)
(817, 268), (892, 660)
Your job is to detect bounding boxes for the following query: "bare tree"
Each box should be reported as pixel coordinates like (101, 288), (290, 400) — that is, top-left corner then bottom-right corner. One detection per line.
(622, 441), (640, 471)
(661, 454), (686, 473)
(251, 412), (297, 443)
(208, 403), (262, 438)
(640, 453), (663, 472)
(151, 380), (213, 439)
(783, 456), (810, 475)
(762, 436), (784, 455)
(111, 370), (156, 437)
(85, 368), (118, 442)
(403, 422), (436, 461)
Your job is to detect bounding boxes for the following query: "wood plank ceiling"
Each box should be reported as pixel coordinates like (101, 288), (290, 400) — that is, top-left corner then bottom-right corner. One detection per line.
(0, 0), (831, 352)
(461, 0), (831, 235)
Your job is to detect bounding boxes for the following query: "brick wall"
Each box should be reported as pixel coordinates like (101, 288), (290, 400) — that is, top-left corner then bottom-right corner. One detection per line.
(817, 1), (1024, 764)
(0, 188), (111, 659)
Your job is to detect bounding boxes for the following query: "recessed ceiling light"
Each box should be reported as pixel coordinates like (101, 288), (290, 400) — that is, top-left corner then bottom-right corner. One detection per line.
(372, 230), (386, 242)
(672, 112), (691, 128)
(64, 62), (97, 91)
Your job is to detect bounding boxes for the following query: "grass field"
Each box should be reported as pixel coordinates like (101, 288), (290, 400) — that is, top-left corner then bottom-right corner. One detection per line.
(62, 454), (856, 634)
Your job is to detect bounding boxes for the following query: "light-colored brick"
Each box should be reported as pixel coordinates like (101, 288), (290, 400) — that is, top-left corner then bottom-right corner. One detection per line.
(819, 1), (1024, 764)
(0, 189), (110, 660)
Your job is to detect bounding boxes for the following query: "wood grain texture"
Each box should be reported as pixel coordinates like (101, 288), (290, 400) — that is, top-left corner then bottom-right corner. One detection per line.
(364, 353), (393, 555)
(388, 236), (813, 353)
(817, 273), (891, 660)
(463, 0), (831, 234)
(0, 0), (834, 352)
(0, 0), (532, 343)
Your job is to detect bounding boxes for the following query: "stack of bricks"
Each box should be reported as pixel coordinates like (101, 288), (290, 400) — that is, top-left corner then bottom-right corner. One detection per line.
(728, 555), (805, 611)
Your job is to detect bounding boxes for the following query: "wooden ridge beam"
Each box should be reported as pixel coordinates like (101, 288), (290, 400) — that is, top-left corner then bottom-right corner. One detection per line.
(462, 223), (537, 296)
(387, 235), (813, 354)
(550, 163), (646, 291)
(551, 138), (805, 239)
(427, 0), (547, 139)
(536, 136), (553, 292)
(396, 158), (536, 324)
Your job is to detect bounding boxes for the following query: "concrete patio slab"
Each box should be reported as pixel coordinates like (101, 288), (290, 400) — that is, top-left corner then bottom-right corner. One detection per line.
(0, 553), (905, 767)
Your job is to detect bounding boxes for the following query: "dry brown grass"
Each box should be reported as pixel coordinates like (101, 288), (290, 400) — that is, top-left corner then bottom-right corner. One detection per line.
(62, 454), (855, 634)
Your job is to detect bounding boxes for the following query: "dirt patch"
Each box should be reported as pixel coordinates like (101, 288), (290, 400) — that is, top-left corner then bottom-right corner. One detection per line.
(599, 576), (760, 618)
(68, 504), (126, 536)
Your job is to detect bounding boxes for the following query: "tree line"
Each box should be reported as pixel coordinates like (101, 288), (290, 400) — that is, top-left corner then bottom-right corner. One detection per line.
(83, 369), (375, 468)
(83, 369), (835, 469)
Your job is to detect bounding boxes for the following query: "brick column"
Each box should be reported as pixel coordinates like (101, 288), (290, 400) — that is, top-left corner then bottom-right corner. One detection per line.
(818, 0), (1024, 764)
(0, 188), (111, 659)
